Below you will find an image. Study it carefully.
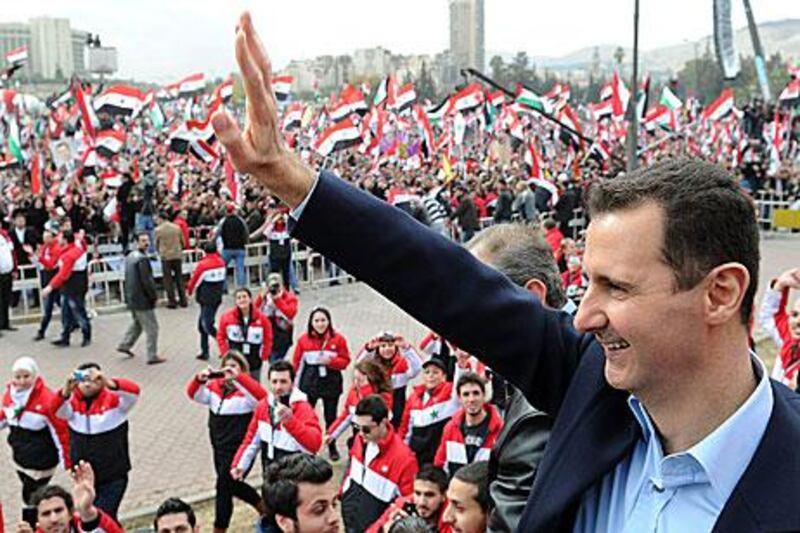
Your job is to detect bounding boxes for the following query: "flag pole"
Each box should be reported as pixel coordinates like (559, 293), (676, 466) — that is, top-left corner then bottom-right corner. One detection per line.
(462, 68), (625, 166)
(625, 0), (641, 172)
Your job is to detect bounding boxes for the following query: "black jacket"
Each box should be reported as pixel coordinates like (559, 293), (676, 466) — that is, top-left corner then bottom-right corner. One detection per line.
(124, 249), (158, 311)
(219, 215), (249, 250)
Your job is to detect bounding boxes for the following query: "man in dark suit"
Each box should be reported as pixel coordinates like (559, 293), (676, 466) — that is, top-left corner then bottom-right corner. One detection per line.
(212, 13), (800, 532)
(10, 209), (40, 310)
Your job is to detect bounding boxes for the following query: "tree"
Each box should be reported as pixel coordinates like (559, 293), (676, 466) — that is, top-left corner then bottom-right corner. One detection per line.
(415, 62), (438, 103)
(490, 55), (506, 86)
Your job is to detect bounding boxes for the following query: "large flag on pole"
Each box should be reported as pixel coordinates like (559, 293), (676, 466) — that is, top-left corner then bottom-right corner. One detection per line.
(7, 115), (24, 163)
(700, 88), (734, 122)
(5, 46), (28, 67)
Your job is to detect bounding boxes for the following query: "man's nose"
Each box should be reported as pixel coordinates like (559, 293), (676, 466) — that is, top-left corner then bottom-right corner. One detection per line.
(573, 285), (607, 333)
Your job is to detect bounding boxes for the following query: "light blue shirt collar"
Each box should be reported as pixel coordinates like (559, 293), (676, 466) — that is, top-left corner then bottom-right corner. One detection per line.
(627, 353), (773, 503)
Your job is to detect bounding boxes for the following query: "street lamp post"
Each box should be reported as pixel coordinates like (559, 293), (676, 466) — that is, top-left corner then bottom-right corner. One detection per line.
(625, 0), (640, 172)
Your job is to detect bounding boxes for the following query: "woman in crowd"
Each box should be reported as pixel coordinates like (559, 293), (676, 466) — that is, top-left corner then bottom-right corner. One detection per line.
(217, 287), (273, 382)
(356, 331), (423, 426)
(291, 306), (350, 461)
(0, 357), (70, 505)
(187, 351), (267, 533)
(326, 359), (393, 450)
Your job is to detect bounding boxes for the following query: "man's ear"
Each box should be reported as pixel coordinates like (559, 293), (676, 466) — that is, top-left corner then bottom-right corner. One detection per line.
(275, 514), (295, 533)
(523, 278), (548, 304)
(704, 263), (749, 326)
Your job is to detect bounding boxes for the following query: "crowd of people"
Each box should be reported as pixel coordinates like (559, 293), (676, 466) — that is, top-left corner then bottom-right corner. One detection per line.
(1, 9), (800, 533)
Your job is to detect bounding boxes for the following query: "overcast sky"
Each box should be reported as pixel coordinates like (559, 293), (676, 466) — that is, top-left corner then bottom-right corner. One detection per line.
(2, 0), (797, 83)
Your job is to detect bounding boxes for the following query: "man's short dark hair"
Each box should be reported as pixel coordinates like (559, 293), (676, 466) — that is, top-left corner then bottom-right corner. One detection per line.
(268, 360), (295, 382)
(587, 157), (759, 324)
(154, 498), (196, 530)
(135, 230), (149, 240)
(77, 362), (101, 372)
(62, 229), (75, 242)
(467, 224), (566, 309)
(31, 485), (73, 512)
(388, 516), (435, 533)
(456, 371), (486, 395)
(201, 240), (217, 254)
(263, 454), (334, 527)
(354, 394), (389, 423)
(452, 461), (489, 512)
(416, 465), (448, 493)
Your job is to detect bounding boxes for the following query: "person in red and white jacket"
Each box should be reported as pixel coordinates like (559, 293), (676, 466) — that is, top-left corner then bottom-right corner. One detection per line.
(0, 224), (18, 332)
(398, 358), (464, 468)
(291, 307), (350, 461)
(366, 465), (453, 533)
(187, 240), (226, 360)
(33, 228), (64, 341)
(758, 267), (800, 389)
(326, 359), (393, 449)
(340, 395), (418, 533)
(187, 351), (267, 532)
(41, 229), (91, 348)
(217, 287), (273, 382)
(434, 372), (504, 477)
(15, 461), (123, 533)
(53, 364), (139, 520)
(254, 272), (298, 362)
(231, 360), (322, 481)
(1, 357), (70, 505)
(356, 332), (423, 426)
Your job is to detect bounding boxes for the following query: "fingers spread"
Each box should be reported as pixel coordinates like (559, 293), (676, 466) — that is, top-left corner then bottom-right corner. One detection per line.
(235, 30), (272, 126)
(212, 110), (255, 171)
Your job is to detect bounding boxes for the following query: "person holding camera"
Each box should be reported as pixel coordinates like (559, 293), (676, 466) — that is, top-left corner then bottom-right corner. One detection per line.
(186, 351), (266, 533)
(367, 465), (451, 533)
(231, 360), (322, 483)
(341, 395), (418, 533)
(254, 272), (298, 363)
(291, 307), (351, 462)
(356, 332), (423, 425)
(1, 357), (70, 505)
(53, 364), (140, 520)
(187, 240), (226, 361)
(326, 359), (393, 450)
(15, 461), (123, 533)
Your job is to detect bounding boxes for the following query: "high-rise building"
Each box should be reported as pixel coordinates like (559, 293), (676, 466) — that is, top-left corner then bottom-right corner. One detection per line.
(449, 0), (485, 76)
(0, 17), (88, 80)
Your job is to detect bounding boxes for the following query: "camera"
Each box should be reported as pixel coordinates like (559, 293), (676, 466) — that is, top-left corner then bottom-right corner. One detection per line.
(73, 369), (91, 383)
(402, 501), (418, 516)
(268, 283), (280, 295)
(207, 370), (226, 379)
(22, 507), (37, 529)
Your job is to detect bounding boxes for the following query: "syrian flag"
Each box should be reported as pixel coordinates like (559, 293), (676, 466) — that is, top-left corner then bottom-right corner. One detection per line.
(281, 102), (304, 131)
(273, 75), (293, 102)
(413, 105), (435, 160)
(451, 83), (483, 114)
(589, 140), (611, 163)
(95, 129), (126, 159)
(487, 90), (505, 108)
(544, 83), (570, 112)
(636, 74), (650, 120)
(166, 164), (182, 195)
(610, 70), (630, 118)
(373, 75), (395, 107)
(644, 105), (676, 132)
(48, 88), (72, 109)
(390, 83), (416, 114)
(99, 169), (122, 188)
(529, 177), (560, 206)
(177, 73), (206, 96)
(524, 142), (542, 178)
(590, 99), (614, 122)
(5, 46), (28, 66)
(169, 115), (216, 154)
(314, 117), (361, 157)
(7, 115), (24, 163)
(700, 88), (734, 122)
(94, 84), (147, 118)
(189, 138), (218, 164)
(329, 84), (368, 122)
(501, 107), (525, 142)
(78, 146), (98, 178)
(72, 81), (100, 139)
(516, 84), (548, 113)
(558, 104), (584, 149)
(213, 77), (234, 103)
(425, 96), (451, 124)
(779, 79), (799, 103)
(660, 86), (682, 111)
(30, 152), (42, 194)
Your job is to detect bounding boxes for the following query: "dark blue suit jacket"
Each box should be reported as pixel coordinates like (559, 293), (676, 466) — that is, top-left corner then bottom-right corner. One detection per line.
(294, 171), (800, 532)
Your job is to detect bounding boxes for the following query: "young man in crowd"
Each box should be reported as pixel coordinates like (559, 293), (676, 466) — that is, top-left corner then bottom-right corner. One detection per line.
(255, 272), (299, 362)
(341, 395), (418, 533)
(442, 462), (489, 533)
(33, 227), (63, 341)
(231, 360), (322, 482)
(434, 372), (503, 477)
(15, 461), (122, 533)
(153, 498), (200, 533)
(187, 240), (226, 360)
(154, 210), (188, 309)
(53, 364), (140, 520)
(261, 453), (340, 533)
(367, 465), (451, 533)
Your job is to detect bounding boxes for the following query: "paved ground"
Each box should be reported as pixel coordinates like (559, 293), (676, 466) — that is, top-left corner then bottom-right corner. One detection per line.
(1, 235), (799, 530)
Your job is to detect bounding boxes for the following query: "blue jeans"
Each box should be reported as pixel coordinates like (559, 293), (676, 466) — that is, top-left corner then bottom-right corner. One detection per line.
(135, 214), (156, 253)
(221, 248), (246, 289)
(94, 476), (128, 521)
(60, 293), (90, 342)
(38, 288), (60, 335)
(198, 303), (219, 356)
